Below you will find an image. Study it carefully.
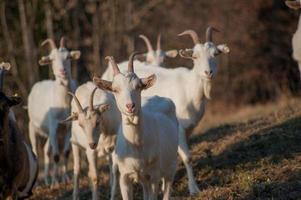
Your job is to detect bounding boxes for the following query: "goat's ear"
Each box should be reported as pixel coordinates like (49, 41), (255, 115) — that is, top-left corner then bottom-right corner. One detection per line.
(60, 112), (78, 123)
(165, 50), (178, 58)
(179, 49), (195, 59)
(69, 50), (81, 60)
(93, 76), (113, 92)
(0, 62), (11, 71)
(285, 0), (301, 9)
(97, 103), (110, 113)
(141, 74), (156, 90)
(7, 95), (22, 107)
(217, 44), (230, 55)
(38, 56), (52, 66)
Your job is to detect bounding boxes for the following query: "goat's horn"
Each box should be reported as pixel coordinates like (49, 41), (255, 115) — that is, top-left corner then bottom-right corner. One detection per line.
(41, 38), (57, 50)
(206, 26), (220, 42)
(68, 92), (84, 113)
(178, 30), (200, 45)
(156, 33), (161, 51)
(105, 56), (120, 76)
(139, 35), (154, 52)
(89, 87), (97, 111)
(128, 52), (139, 73)
(60, 37), (66, 48)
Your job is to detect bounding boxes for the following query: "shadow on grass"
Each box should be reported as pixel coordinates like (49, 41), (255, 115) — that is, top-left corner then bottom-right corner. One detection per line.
(190, 116), (272, 145)
(198, 116), (301, 170)
(243, 170), (301, 200)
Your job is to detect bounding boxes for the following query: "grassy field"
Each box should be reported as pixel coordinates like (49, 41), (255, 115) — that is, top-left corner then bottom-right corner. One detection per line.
(29, 98), (301, 200)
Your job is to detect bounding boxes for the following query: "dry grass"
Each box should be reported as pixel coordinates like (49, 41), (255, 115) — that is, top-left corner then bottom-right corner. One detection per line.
(29, 98), (301, 200)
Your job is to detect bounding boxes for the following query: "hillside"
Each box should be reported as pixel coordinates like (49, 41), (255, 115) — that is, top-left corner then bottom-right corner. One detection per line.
(29, 98), (301, 200)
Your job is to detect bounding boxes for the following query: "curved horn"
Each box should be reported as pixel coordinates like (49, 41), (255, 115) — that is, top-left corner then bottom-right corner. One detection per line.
(41, 38), (57, 50)
(206, 26), (220, 42)
(156, 33), (161, 51)
(68, 92), (84, 113)
(178, 30), (200, 45)
(60, 37), (66, 48)
(139, 35), (154, 52)
(89, 87), (98, 111)
(128, 52), (139, 73)
(105, 56), (120, 76)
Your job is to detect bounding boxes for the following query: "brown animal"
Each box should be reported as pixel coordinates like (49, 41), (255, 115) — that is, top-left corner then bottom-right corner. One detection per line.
(0, 62), (38, 200)
(0, 92), (38, 200)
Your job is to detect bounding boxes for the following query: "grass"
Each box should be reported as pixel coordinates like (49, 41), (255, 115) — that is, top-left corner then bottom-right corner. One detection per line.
(29, 98), (301, 200)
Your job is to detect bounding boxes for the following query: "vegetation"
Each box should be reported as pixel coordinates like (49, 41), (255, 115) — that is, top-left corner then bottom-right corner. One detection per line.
(28, 98), (301, 199)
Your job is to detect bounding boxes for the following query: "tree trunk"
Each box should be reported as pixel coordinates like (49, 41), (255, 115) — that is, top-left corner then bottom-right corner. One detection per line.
(0, 2), (28, 97)
(18, 0), (39, 87)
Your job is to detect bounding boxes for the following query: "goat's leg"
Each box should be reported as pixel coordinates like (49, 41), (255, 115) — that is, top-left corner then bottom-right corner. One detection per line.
(119, 174), (133, 200)
(110, 154), (118, 200)
(43, 139), (51, 185)
(72, 143), (80, 200)
(178, 125), (200, 195)
(86, 148), (98, 200)
(142, 182), (150, 200)
(49, 122), (60, 187)
(29, 122), (37, 155)
(162, 179), (172, 200)
(62, 131), (71, 184)
(149, 181), (159, 200)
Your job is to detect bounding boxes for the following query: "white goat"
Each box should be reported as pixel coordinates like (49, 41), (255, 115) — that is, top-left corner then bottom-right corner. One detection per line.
(285, 0), (301, 80)
(101, 34), (177, 81)
(94, 53), (179, 200)
(27, 37), (80, 186)
(62, 82), (119, 200)
(139, 34), (178, 66)
(63, 82), (176, 200)
(101, 27), (230, 195)
(0, 62), (38, 200)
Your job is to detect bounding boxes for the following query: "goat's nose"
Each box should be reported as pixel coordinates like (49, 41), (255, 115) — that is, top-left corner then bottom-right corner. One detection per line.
(89, 143), (97, 150)
(126, 103), (135, 112)
(205, 70), (213, 77)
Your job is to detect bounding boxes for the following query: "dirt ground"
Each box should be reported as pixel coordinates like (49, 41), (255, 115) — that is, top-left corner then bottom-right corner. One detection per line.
(29, 98), (301, 200)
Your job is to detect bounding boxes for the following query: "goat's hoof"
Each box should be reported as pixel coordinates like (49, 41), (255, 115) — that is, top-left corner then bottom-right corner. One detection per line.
(62, 174), (71, 184)
(44, 177), (50, 186)
(189, 185), (201, 196)
(54, 154), (60, 163)
(50, 178), (60, 189)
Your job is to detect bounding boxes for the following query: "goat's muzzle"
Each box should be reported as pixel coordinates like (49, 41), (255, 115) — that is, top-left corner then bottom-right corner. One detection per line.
(126, 103), (136, 113)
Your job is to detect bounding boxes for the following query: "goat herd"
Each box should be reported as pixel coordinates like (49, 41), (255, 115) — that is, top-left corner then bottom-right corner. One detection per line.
(1, 1), (301, 200)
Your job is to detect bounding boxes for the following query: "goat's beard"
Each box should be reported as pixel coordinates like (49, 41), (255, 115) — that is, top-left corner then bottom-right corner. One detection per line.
(203, 79), (212, 99)
(126, 115), (139, 125)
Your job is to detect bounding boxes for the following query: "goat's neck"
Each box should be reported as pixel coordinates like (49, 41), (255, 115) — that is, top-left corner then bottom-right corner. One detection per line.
(121, 111), (144, 147)
(187, 69), (208, 106)
(55, 76), (73, 105)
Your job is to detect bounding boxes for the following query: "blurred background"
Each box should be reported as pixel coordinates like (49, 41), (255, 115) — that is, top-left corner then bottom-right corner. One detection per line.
(0, 0), (300, 129)
(2, 1), (301, 199)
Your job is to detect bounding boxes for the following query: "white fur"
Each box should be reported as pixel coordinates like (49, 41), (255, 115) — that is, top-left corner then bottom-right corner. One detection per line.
(69, 82), (119, 200)
(287, 0), (301, 79)
(102, 40), (229, 195)
(69, 82), (177, 200)
(28, 45), (79, 186)
(98, 71), (179, 200)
